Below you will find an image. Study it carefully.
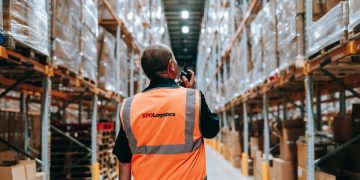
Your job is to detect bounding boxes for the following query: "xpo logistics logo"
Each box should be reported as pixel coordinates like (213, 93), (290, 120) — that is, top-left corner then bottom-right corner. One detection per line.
(142, 112), (176, 118)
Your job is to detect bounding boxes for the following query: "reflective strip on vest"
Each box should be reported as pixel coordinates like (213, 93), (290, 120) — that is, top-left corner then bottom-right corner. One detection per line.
(122, 89), (203, 154)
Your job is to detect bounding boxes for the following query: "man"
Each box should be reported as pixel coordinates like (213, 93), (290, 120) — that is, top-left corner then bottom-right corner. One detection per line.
(113, 44), (219, 180)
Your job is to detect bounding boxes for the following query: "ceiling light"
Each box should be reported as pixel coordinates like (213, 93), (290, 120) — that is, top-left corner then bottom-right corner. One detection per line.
(182, 26), (189, 34)
(181, 10), (189, 19)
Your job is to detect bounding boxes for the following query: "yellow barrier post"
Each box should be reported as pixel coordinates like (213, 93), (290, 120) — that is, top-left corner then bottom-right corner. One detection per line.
(92, 162), (100, 180)
(241, 153), (249, 176)
(261, 162), (270, 180)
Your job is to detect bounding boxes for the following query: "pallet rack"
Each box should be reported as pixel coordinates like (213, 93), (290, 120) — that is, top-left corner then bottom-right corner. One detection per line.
(0, 0), (148, 179)
(199, 0), (360, 180)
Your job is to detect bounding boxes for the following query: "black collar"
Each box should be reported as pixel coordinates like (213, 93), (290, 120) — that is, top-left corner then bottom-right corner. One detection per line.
(142, 77), (180, 92)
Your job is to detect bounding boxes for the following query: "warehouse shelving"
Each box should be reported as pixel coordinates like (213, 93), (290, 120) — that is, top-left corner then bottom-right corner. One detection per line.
(0, 0), (157, 179)
(198, 0), (360, 179)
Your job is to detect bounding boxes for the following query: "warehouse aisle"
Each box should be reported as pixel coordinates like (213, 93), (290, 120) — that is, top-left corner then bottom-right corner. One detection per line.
(205, 145), (252, 180)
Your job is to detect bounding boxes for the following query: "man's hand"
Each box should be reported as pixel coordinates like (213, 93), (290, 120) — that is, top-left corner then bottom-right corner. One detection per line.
(118, 162), (131, 180)
(181, 69), (196, 88)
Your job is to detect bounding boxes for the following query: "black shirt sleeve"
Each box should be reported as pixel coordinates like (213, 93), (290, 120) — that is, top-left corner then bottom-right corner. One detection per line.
(199, 91), (220, 139)
(112, 124), (132, 163)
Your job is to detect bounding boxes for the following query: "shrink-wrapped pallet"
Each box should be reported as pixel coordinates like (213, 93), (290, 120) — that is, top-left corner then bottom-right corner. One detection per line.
(2, 0), (49, 56)
(97, 27), (118, 92)
(349, 0), (360, 34)
(306, 2), (348, 57)
(118, 39), (128, 96)
(250, 11), (264, 88)
(277, 0), (298, 70)
(80, 0), (98, 82)
(52, 0), (81, 73)
(262, 0), (278, 78)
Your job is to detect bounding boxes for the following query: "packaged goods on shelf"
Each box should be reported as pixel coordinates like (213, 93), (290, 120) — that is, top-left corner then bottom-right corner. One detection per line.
(262, 0), (278, 78)
(80, 0), (98, 82)
(250, 11), (264, 88)
(277, 0), (300, 71)
(97, 27), (117, 92)
(2, 0), (49, 56)
(226, 30), (248, 102)
(272, 158), (297, 180)
(306, 2), (348, 57)
(118, 38), (129, 96)
(349, 0), (360, 34)
(52, 0), (81, 73)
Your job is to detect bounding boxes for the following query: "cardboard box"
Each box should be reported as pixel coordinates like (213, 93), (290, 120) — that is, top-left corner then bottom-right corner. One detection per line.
(272, 158), (296, 180)
(315, 171), (336, 180)
(250, 137), (263, 159)
(313, 0), (341, 21)
(0, 164), (26, 180)
(297, 140), (327, 168)
(333, 106), (360, 142)
(279, 128), (304, 161)
(298, 168), (336, 180)
(35, 172), (45, 180)
(19, 160), (36, 180)
(0, 151), (17, 162)
(297, 166), (307, 180)
(253, 151), (262, 180)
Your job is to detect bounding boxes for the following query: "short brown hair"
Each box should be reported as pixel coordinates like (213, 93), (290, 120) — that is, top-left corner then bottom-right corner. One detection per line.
(141, 44), (174, 79)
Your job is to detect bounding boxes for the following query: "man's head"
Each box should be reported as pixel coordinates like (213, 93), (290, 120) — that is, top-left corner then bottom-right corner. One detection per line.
(141, 44), (178, 80)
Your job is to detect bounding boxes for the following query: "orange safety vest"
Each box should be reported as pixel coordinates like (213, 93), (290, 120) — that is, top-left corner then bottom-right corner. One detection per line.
(120, 88), (207, 180)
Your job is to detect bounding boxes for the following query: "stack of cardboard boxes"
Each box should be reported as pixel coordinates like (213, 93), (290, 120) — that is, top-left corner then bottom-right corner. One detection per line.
(2, 0), (49, 56)
(272, 119), (304, 180)
(53, 0), (99, 83)
(0, 151), (44, 180)
(250, 120), (264, 179)
(52, 0), (82, 73)
(80, 0), (98, 82)
(306, 0), (347, 57)
(97, 27), (118, 92)
(221, 128), (242, 168)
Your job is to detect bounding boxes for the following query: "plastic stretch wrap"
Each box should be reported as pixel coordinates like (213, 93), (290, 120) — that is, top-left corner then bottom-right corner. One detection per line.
(239, 29), (249, 93)
(262, 0), (277, 78)
(53, 0), (81, 72)
(306, 2), (347, 56)
(277, 0), (298, 70)
(54, 39), (80, 73)
(82, 0), (98, 36)
(349, 0), (360, 32)
(250, 11), (264, 88)
(2, 0), (49, 55)
(98, 27), (117, 92)
(118, 39), (128, 96)
(80, 28), (97, 82)
(80, 0), (98, 82)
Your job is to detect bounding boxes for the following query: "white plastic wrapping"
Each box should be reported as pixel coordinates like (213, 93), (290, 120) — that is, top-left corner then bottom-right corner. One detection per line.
(80, 28), (97, 82)
(306, 2), (347, 56)
(118, 38), (129, 96)
(349, 0), (360, 32)
(80, 0), (98, 82)
(250, 11), (264, 88)
(262, 0), (278, 78)
(3, 0), (49, 56)
(97, 27), (117, 92)
(277, 0), (299, 71)
(53, 0), (81, 73)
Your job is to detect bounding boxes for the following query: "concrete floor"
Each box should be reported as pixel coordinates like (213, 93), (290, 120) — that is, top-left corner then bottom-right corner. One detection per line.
(205, 145), (253, 180)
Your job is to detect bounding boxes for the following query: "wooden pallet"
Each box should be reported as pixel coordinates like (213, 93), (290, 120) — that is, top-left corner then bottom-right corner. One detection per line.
(309, 38), (347, 61)
(1, 34), (50, 64)
(349, 23), (360, 40)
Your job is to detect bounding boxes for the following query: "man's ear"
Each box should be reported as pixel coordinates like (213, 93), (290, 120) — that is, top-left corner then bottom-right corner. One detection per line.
(168, 59), (176, 72)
